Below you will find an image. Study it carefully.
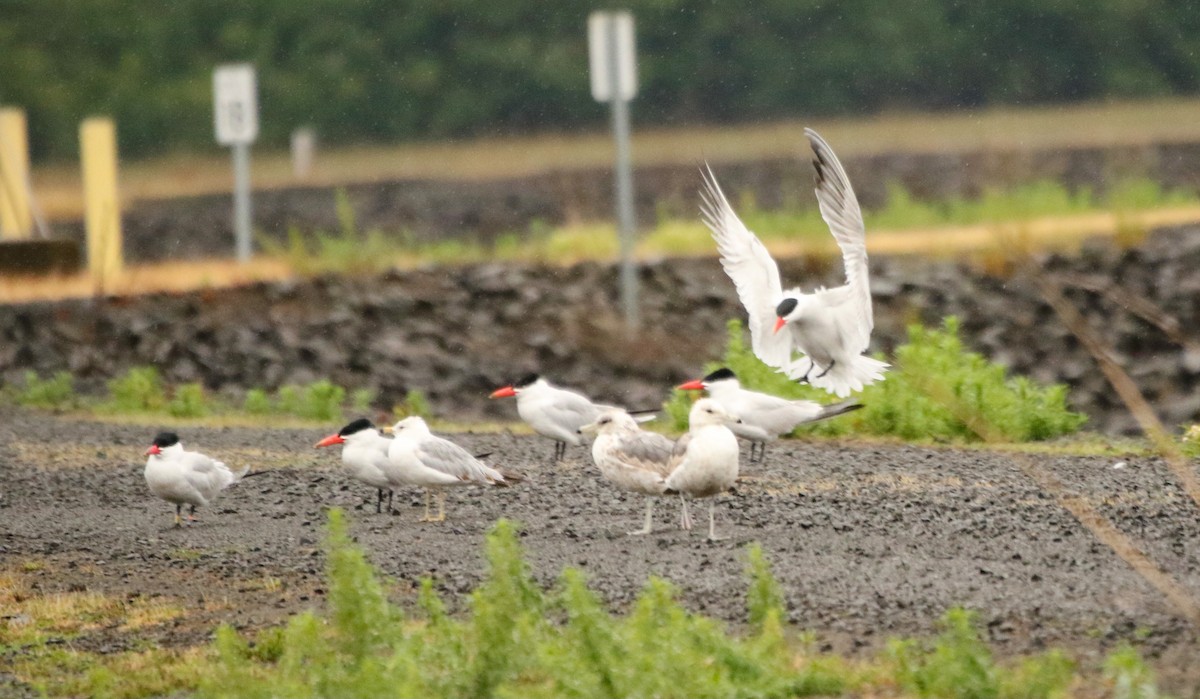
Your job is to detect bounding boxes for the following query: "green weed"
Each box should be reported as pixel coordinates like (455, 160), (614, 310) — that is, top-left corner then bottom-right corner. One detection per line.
(887, 608), (1075, 699)
(1104, 644), (1161, 699)
(104, 366), (167, 413)
(350, 388), (376, 414)
(15, 371), (76, 410)
(665, 317), (1087, 443)
(242, 388), (272, 415)
(168, 383), (209, 418)
(394, 389), (432, 419)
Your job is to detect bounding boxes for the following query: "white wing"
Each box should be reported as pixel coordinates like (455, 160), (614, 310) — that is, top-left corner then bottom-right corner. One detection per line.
(805, 128), (873, 354)
(700, 165), (794, 369)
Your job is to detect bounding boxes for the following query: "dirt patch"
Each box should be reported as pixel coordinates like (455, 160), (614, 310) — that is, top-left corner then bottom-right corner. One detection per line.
(1, 407), (1198, 692)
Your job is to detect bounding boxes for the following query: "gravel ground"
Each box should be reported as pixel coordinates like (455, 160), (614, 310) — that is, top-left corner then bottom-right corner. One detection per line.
(2, 407), (1199, 691)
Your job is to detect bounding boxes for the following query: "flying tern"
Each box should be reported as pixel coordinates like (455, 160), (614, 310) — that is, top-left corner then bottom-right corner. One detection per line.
(701, 128), (889, 397)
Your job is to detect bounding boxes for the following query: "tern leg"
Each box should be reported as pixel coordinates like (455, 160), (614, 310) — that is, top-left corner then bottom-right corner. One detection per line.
(628, 498), (655, 536)
(815, 359), (836, 379)
(187, 504), (198, 522)
(174, 503), (182, 528)
(707, 501), (727, 542)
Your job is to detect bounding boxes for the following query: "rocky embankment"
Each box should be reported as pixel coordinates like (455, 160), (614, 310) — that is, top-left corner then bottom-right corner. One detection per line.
(3, 226), (1200, 434)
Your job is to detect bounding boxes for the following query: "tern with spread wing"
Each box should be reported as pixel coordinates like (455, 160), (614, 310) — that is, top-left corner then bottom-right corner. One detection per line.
(315, 418), (397, 514)
(664, 398), (741, 541)
(580, 407), (676, 535)
(144, 432), (249, 527)
(385, 416), (517, 522)
(701, 129), (889, 397)
(491, 373), (625, 462)
(678, 367), (862, 463)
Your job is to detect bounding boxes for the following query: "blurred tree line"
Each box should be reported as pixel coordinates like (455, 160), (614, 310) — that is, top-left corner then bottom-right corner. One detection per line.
(2, 0), (1198, 160)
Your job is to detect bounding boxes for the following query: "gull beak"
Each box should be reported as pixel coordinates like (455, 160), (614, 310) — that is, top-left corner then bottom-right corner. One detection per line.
(381, 425), (394, 434)
(314, 434), (344, 448)
(579, 421), (600, 435)
(145, 445), (161, 456)
(772, 316), (787, 334)
(676, 379), (705, 391)
(489, 386), (517, 399)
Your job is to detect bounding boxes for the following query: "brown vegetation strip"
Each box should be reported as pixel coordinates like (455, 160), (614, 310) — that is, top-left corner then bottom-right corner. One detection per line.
(29, 97), (1200, 221)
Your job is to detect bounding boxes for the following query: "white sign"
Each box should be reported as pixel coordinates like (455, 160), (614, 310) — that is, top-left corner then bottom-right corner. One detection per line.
(588, 11), (637, 102)
(213, 64), (259, 145)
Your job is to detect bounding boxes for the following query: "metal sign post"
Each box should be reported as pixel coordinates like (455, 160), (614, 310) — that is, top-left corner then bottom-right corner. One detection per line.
(213, 64), (259, 263)
(588, 11), (639, 329)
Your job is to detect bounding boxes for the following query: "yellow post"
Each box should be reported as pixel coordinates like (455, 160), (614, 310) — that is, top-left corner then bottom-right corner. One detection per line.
(80, 117), (123, 282)
(0, 107), (33, 239)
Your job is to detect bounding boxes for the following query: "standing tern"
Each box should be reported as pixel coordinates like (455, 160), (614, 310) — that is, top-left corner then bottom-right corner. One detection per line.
(490, 373), (629, 463)
(384, 416), (518, 522)
(144, 432), (249, 527)
(315, 418), (397, 514)
(677, 367), (862, 463)
(663, 398), (741, 541)
(580, 407), (676, 535)
(701, 128), (889, 397)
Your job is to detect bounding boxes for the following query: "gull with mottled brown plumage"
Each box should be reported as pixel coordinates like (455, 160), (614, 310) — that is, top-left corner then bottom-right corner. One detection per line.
(580, 407), (677, 535)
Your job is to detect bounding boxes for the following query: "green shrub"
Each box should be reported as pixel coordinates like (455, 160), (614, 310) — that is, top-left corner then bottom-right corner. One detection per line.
(394, 389), (432, 420)
(297, 380), (346, 421)
(105, 366), (167, 413)
(1104, 645), (1161, 699)
(350, 388), (376, 414)
(242, 388), (272, 415)
(888, 608), (1074, 699)
(200, 511), (1152, 699)
(666, 317), (1087, 443)
(16, 371), (76, 410)
(167, 383), (210, 418)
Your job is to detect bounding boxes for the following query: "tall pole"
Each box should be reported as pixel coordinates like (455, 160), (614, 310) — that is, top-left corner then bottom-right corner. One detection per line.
(607, 17), (639, 330)
(232, 142), (252, 262)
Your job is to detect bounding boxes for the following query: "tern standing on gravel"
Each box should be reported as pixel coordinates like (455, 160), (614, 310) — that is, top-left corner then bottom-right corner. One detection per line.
(385, 417), (517, 522)
(490, 373), (615, 463)
(701, 128), (889, 397)
(677, 367), (862, 463)
(580, 407), (676, 535)
(314, 418), (397, 514)
(144, 432), (249, 527)
(664, 398), (742, 541)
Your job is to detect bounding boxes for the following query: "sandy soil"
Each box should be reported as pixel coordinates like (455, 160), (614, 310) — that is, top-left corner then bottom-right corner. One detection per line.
(1, 408), (1198, 691)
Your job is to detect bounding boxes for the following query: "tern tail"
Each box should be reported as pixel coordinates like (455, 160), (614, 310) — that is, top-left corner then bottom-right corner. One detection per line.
(805, 356), (889, 398)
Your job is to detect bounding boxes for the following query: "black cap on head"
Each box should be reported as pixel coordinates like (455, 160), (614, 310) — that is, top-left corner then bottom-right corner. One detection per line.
(775, 297), (799, 318)
(513, 373), (540, 388)
(338, 418), (374, 437)
(702, 368), (737, 383)
(152, 432), (180, 448)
